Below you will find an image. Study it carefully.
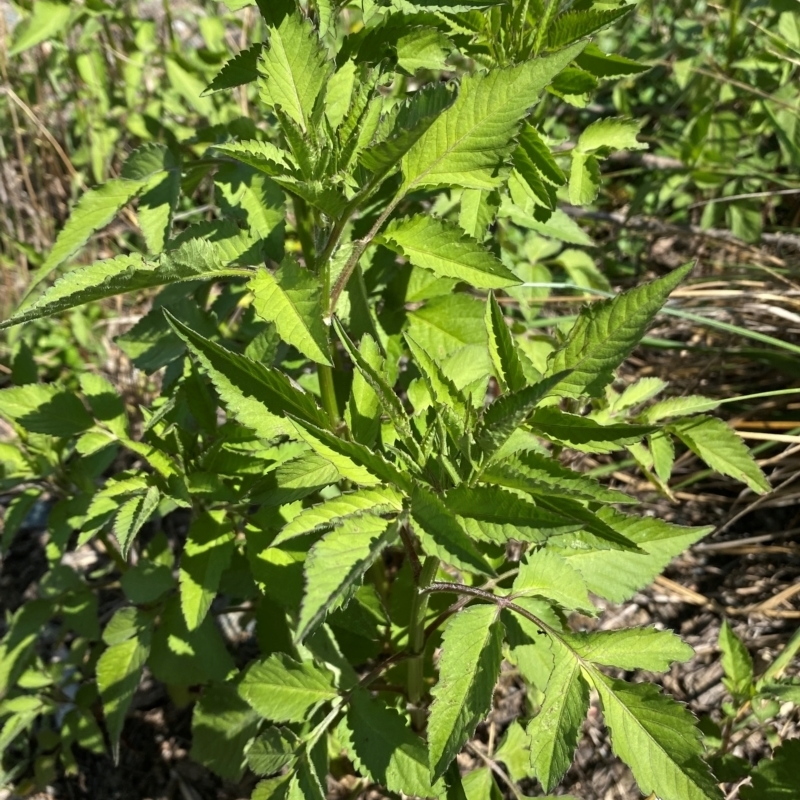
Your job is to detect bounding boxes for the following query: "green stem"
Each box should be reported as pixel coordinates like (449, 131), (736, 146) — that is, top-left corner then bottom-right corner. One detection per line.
(408, 556), (440, 730)
(318, 363), (340, 428)
(292, 195), (317, 272)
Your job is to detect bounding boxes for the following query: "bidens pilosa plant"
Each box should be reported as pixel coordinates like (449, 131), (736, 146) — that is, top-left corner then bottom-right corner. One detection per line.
(0, 1), (790, 798)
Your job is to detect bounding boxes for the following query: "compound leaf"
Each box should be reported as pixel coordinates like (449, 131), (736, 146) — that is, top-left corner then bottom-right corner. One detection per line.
(513, 548), (593, 613)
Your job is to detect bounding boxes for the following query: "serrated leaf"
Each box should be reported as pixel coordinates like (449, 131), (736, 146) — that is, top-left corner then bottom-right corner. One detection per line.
(289, 417), (408, 488)
(246, 726), (297, 777)
(345, 333), (383, 448)
(0, 384), (94, 437)
(273, 487), (403, 546)
(249, 259), (331, 366)
(137, 148), (181, 254)
(444, 485), (581, 544)
(565, 627), (694, 672)
(719, 620), (754, 700)
(668, 415), (770, 494)
(642, 395), (720, 422)
(396, 27), (452, 73)
(252, 451), (341, 506)
(458, 188), (500, 240)
(576, 117), (647, 156)
(97, 626), (151, 761)
(240, 653), (338, 721)
(740, 739), (800, 800)
(545, 264), (693, 398)
(528, 407), (655, 454)
(205, 42), (262, 94)
(9, 0), (72, 55)
(258, 12), (332, 132)
(476, 373), (568, 462)
(556, 511), (713, 603)
(568, 152), (601, 205)
(575, 44), (649, 79)
(518, 124), (566, 187)
(114, 486), (160, 559)
(21, 178), (145, 299)
(296, 517), (398, 641)
(402, 43), (585, 192)
(213, 141), (292, 176)
(528, 639), (590, 791)
(379, 216), (519, 289)
(344, 690), (440, 797)
(405, 333), (468, 422)
(360, 83), (455, 182)
(410, 484), (494, 576)
(168, 313), (327, 439)
(428, 605), (503, 782)
(180, 511), (235, 630)
(485, 292), (527, 393)
(513, 548), (593, 613)
(591, 675), (722, 800)
(547, 7), (631, 49)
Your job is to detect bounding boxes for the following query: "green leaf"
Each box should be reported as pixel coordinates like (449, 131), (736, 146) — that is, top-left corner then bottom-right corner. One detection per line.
(402, 43), (585, 192)
(213, 141), (292, 176)
(249, 260), (331, 366)
(546, 7), (631, 49)
(344, 690), (440, 797)
(246, 726), (297, 776)
(517, 124), (566, 187)
(485, 293), (527, 393)
(444, 485), (581, 544)
(528, 407), (655, 454)
(556, 511), (713, 603)
(576, 117), (647, 156)
(428, 605), (504, 782)
(216, 163), (286, 247)
(568, 152), (601, 205)
(10, 0), (72, 55)
(740, 739), (800, 800)
(513, 548), (593, 613)
(258, 12), (332, 132)
(396, 27), (452, 73)
(575, 44), (649, 79)
(545, 263), (693, 399)
(410, 484), (494, 576)
(642, 395), (720, 422)
(0, 384), (94, 437)
(718, 620), (754, 700)
(252, 451), (341, 505)
(405, 334), (469, 422)
(565, 628), (694, 672)
(168, 313), (328, 439)
(591, 675), (722, 800)
(2, 240), (251, 331)
(191, 682), (260, 781)
(458, 188), (500, 240)
(114, 486), (160, 559)
(204, 43), (262, 94)
(668, 416), (770, 494)
(345, 333), (383, 447)
(360, 84), (455, 182)
(97, 625), (152, 761)
(239, 653), (338, 721)
(180, 511), (235, 630)
(297, 517), (398, 642)
(379, 216), (519, 289)
(474, 373), (570, 462)
(272, 487), (403, 546)
(289, 417), (406, 488)
(528, 640), (590, 791)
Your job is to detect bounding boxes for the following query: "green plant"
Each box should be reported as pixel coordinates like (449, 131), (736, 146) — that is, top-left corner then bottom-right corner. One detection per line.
(0, 1), (795, 798)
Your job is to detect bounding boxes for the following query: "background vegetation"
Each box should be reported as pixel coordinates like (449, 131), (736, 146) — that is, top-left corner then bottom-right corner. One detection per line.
(1, 1), (800, 798)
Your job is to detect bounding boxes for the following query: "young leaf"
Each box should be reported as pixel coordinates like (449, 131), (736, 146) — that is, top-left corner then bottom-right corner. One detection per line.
(402, 42), (585, 192)
(546, 7), (631, 49)
(485, 293), (527, 393)
(296, 517), (398, 642)
(114, 486), (160, 559)
(204, 42), (262, 94)
(180, 511), (236, 630)
(428, 605), (504, 782)
(545, 263), (693, 399)
(239, 653), (338, 722)
(528, 640), (590, 791)
(379, 216), (519, 289)
(513, 548), (593, 613)
(213, 141), (292, 176)
(591, 675), (722, 800)
(167, 313), (328, 438)
(405, 333), (469, 422)
(345, 333), (383, 447)
(273, 487), (403, 546)
(718, 620), (754, 700)
(344, 690), (440, 798)
(97, 624), (152, 761)
(258, 12), (332, 133)
(249, 260), (331, 366)
(668, 416), (770, 494)
(517, 123), (566, 186)
(528, 407), (655, 454)
(410, 484), (494, 576)
(565, 628), (694, 672)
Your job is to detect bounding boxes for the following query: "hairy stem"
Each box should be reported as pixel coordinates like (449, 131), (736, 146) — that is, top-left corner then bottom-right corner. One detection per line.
(318, 363), (340, 428)
(407, 556), (440, 730)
